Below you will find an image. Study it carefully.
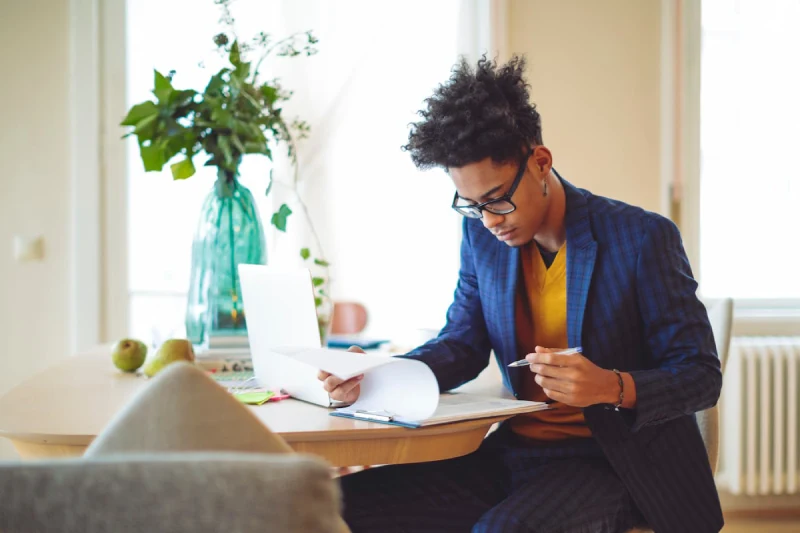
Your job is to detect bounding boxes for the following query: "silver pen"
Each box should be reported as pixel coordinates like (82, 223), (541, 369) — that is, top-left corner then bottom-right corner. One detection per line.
(507, 347), (583, 367)
(353, 410), (394, 422)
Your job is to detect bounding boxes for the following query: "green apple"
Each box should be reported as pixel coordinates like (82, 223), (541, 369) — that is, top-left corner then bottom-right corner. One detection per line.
(111, 339), (148, 372)
(142, 338), (196, 378)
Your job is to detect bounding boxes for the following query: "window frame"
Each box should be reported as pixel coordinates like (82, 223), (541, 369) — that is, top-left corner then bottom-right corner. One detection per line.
(679, 0), (800, 335)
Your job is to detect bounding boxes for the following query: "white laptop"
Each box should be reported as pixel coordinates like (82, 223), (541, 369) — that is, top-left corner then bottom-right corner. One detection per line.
(238, 264), (332, 407)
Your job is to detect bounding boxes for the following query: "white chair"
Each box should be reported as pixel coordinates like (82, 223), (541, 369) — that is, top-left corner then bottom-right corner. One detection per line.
(628, 297), (733, 533)
(696, 297), (734, 473)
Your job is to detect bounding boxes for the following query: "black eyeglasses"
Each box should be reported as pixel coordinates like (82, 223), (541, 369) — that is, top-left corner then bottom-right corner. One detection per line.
(451, 148), (532, 219)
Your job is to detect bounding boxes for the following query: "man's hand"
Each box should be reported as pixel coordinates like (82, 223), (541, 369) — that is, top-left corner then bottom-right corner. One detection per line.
(317, 346), (366, 404)
(526, 346), (622, 408)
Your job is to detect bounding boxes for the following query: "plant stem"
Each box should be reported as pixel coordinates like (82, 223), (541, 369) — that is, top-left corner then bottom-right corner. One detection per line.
(252, 31), (311, 83)
(227, 194), (238, 325)
(296, 195), (326, 262)
(276, 119), (326, 262)
(276, 131), (330, 305)
(217, 0), (239, 43)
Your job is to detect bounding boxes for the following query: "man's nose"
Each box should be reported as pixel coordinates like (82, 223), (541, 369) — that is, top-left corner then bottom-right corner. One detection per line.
(482, 211), (504, 230)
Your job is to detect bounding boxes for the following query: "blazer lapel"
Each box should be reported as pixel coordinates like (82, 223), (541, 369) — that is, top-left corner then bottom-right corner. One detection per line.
(497, 244), (520, 367)
(561, 175), (598, 350)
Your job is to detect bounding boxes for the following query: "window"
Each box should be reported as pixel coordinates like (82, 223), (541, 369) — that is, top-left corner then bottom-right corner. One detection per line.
(125, 1), (471, 345)
(700, 0), (800, 301)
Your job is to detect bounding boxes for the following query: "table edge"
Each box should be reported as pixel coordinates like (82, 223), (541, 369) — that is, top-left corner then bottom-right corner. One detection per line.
(0, 415), (511, 446)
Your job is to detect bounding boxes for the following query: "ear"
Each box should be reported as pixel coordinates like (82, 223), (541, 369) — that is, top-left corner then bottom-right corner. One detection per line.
(531, 145), (553, 176)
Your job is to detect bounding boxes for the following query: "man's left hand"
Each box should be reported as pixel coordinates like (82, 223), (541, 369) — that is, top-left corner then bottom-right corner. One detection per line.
(526, 346), (620, 407)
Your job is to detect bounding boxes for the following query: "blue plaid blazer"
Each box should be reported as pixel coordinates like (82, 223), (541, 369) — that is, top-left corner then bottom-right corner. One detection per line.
(404, 178), (724, 533)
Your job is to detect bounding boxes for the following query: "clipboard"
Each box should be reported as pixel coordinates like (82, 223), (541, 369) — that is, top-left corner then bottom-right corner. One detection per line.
(330, 393), (551, 429)
(330, 409), (420, 429)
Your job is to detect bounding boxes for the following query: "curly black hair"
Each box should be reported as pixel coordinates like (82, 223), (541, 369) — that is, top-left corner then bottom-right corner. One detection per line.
(403, 55), (542, 170)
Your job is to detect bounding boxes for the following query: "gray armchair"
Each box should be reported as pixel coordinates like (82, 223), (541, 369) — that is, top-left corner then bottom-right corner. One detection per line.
(0, 453), (340, 533)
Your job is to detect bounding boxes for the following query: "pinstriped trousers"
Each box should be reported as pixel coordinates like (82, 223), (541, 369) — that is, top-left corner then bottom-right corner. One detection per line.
(339, 425), (646, 533)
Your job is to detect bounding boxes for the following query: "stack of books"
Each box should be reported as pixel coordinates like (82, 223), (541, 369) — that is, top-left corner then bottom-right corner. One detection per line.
(193, 333), (252, 372)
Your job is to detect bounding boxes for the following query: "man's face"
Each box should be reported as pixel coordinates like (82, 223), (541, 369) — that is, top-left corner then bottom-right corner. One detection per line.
(450, 146), (552, 247)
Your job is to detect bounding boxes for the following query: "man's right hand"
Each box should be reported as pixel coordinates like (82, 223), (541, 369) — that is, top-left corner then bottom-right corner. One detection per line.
(317, 346), (366, 404)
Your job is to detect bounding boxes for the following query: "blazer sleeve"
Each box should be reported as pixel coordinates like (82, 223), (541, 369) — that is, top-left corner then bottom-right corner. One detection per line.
(395, 218), (492, 392)
(627, 216), (723, 432)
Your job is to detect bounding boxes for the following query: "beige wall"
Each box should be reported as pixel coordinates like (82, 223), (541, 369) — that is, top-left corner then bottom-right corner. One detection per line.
(0, 0), (72, 459)
(508, 0), (663, 213)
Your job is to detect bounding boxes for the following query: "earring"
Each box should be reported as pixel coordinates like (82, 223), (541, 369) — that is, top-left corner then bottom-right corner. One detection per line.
(543, 178), (548, 197)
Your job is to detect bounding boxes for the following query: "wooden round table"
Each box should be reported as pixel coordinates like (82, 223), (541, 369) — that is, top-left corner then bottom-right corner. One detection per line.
(0, 351), (509, 466)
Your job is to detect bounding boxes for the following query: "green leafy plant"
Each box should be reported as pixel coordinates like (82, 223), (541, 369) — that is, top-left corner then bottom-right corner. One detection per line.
(120, 0), (331, 325)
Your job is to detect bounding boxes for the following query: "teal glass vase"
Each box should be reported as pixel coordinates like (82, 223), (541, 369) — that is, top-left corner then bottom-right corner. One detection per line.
(185, 175), (266, 345)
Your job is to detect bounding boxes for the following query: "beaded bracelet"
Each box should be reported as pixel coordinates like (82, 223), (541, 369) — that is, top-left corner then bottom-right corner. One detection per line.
(611, 369), (624, 411)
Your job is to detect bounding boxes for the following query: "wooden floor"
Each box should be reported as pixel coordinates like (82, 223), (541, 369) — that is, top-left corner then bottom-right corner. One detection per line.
(723, 518), (800, 532)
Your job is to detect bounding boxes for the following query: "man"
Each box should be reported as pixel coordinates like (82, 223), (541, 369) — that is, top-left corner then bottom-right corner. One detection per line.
(318, 56), (723, 533)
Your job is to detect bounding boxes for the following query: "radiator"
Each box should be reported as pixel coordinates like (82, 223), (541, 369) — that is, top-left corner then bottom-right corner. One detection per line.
(719, 337), (800, 495)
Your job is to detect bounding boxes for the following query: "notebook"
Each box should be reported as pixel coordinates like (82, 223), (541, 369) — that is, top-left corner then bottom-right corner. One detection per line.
(326, 334), (389, 350)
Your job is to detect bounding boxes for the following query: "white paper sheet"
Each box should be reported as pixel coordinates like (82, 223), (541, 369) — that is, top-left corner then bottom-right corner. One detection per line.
(282, 348), (397, 381)
(348, 358), (439, 421)
(284, 348), (440, 421)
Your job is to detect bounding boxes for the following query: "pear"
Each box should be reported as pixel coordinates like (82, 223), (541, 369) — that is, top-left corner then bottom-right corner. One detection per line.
(143, 338), (196, 378)
(111, 339), (148, 372)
